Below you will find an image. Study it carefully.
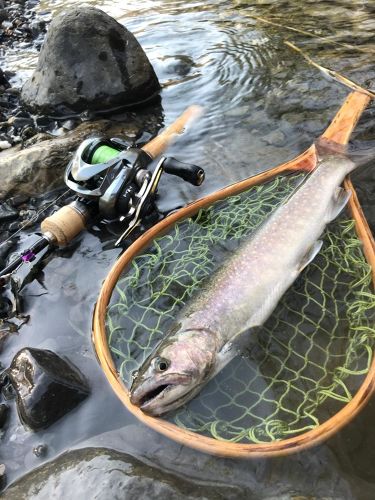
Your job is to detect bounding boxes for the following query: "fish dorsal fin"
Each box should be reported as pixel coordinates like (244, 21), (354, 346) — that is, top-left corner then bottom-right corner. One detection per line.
(327, 187), (352, 222)
(298, 240), (323, 273)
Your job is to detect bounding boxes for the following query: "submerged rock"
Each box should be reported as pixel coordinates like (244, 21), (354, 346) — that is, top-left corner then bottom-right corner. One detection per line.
(7, 348), (90, 431)
(0, 403), (9, 428)
(21, 6), (160, 115)
(4, 447), (237, 500)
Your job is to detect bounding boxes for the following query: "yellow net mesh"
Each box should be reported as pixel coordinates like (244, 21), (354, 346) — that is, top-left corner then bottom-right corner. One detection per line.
(106, 172), (375, 443)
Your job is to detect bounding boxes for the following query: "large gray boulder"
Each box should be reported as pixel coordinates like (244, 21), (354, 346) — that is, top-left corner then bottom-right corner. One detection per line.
(3, 447), (236, 500)
(21, 7), (160, 115)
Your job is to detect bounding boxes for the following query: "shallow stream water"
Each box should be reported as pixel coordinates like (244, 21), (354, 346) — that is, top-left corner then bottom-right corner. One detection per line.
(2, 0), (375, 497)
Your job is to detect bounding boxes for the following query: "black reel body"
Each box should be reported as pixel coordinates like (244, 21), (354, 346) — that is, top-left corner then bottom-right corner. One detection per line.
(65, 137), (205, 244)
(65, 138), (153, 219)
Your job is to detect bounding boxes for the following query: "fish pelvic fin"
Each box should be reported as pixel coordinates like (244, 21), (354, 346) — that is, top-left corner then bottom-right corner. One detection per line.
(215, 326), (263, 373)
(298, 240), (323, 273)
(326, 187), (352, 222)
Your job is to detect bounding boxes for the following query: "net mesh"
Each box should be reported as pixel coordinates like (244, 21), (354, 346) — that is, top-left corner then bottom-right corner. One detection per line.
(106, 172), (375, 443)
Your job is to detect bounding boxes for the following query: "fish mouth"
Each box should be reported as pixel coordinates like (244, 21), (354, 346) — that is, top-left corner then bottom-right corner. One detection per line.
(139, 383), (172, 407)
(130, 374), (193, 415)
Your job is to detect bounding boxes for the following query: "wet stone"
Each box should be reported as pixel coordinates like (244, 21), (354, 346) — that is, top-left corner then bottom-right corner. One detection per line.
(7, 348), (90, 431)
(0, 464), (6, 491)
(0, 141), (11, 150)
(33, 444), (47, 458)
(7, 222), (19, 233)
(0, 241), (13, 261)
(0, 68), (9, 88)
(8, 194), (29, 207)
(0, 403), (9, 428)
(3, 447), (238, 499)
(0, 331), (9, 353)
(0, 204), (18, 223)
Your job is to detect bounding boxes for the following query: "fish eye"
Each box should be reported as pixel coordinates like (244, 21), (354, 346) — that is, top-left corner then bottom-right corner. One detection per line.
(153, 357), (170, 372)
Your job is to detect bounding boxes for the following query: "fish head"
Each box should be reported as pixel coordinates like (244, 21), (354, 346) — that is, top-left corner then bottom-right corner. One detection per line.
(129, 327), (217, 416)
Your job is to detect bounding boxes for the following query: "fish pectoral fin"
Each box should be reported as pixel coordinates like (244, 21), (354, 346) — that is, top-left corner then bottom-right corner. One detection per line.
(220, 326), (263, 360)
(327, 187), (352, 222)
(298, 240), (323, 273)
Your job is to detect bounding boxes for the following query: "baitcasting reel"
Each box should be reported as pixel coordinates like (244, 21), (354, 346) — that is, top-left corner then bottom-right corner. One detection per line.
(65, 137), (205, 245)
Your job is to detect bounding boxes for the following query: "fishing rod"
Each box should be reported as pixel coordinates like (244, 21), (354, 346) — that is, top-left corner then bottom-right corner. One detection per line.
(0, 106), (205, 285)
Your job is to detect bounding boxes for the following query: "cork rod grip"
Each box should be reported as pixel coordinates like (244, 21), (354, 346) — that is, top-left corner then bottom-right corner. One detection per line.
(142, 105), (202, 159)
(41, 205), (86, 246)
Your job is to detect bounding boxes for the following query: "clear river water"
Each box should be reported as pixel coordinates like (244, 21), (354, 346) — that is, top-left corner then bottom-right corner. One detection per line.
(2, 0), (375, 498)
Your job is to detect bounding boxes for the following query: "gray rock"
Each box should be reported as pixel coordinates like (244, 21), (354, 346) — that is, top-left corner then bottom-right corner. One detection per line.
(0, 119), (141, 199)
(0, 9), (8, 24)
(75, 424), (356, 499)
(21, 7), (160, 115)
(4, 447), (238, 500)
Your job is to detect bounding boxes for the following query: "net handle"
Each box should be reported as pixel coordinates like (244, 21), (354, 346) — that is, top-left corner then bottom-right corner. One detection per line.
(322, 91), (371, 144)
(93, 90), (375, 458)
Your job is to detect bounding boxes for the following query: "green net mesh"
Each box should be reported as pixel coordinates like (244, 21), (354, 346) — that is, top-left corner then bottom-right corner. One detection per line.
(106, 172), (375, 443)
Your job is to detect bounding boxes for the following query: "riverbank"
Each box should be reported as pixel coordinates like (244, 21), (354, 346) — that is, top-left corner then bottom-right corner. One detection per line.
(0, 0), (48, 149)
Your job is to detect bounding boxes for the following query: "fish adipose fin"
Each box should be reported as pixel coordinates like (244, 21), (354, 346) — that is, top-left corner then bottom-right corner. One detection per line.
(298, 240), (323, 272)
(327, 187), (352, 222)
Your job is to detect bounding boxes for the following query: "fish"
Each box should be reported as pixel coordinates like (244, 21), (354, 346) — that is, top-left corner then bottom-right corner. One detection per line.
(129, 139), (356, 416)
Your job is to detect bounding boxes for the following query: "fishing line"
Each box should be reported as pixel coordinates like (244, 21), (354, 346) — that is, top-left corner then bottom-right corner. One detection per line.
(1, 188), (71, 246)
(246, 14), (375, 55)
(285, 41), (375, 98)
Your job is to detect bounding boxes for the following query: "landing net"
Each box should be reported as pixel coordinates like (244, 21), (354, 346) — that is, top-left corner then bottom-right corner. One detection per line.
(106, 172), (375, 443)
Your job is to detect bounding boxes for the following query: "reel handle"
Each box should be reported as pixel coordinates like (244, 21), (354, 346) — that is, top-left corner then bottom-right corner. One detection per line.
(141, 106), (202, 159)
(163, 157), (205, 186)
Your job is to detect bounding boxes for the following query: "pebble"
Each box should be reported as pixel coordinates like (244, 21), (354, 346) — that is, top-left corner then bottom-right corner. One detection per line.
(0, 9), (8, 24)
(0, 204), (18, 222)
(0, 464), (6, 491)
(0, 140), (11, 149)
(0, 404), (9, 428)
(8, 194), (29, 207)
(8, 221), (19, 232)
(33, 444), (48, 458)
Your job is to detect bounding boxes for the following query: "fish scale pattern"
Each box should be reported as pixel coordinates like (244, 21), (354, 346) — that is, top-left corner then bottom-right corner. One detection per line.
(106, 172), (375, 443)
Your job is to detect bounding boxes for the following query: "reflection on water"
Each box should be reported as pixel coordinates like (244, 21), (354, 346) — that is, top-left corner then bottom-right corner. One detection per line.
(2, 0), (375, 496)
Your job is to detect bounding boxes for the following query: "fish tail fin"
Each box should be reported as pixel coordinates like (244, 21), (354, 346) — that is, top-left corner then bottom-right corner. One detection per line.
(314, 137), (347, 158)
(314, 137), (357, 174)
(315, 136), (374, 173)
